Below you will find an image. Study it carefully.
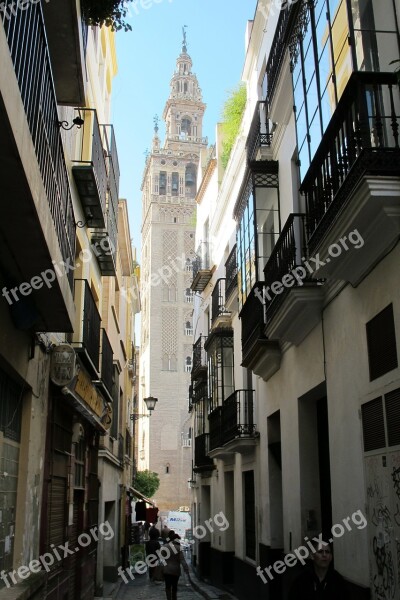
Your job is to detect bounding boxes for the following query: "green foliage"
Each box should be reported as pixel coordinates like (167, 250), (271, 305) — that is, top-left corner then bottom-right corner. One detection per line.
(134, 469), (160, 498)
(81, 0), (133, 32)
(220, 83), (247, 169)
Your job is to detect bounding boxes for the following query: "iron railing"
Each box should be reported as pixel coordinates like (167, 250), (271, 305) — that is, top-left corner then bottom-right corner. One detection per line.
(246, 101), (273, 162)
(100, 329), (113, 397)
(74, 279), (101, 371)
(263, 214), (308, 321)
(194, 434), (213, 470)
(222, 390), (256, 445)
(209, 406), (223, 451)
(192, 241), (211, 279)
(240, 283), (268, 359)
(193, 380), (208, 405)
(75, 108), (108, 216)
(265, 0), (300, 106)
(1, 3), (76, 289)
(192, 336), (208, 379)
(301, 72), (400, 251)
(211, 279), (230, 325)
(225, 245), (238, 300)
(101, 124), (120, 219)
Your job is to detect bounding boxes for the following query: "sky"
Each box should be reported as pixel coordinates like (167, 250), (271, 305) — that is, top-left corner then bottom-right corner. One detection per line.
(111, 0), (257, 257)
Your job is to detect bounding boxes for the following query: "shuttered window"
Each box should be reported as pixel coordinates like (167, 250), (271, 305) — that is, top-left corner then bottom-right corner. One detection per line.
(362, 388), (400, 451)
(385, 388), (400, 447)
(361, 398), (386, 451)
(366, 304), (398, 381)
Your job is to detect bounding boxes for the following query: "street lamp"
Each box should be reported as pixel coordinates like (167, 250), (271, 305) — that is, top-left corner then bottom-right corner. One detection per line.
(130, 396), (158, 420)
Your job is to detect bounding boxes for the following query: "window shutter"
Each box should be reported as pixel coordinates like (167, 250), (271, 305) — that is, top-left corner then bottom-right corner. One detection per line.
(366, 304), (398, 381)
(361, 398), (386, 451)
(385, 387), (400, 447)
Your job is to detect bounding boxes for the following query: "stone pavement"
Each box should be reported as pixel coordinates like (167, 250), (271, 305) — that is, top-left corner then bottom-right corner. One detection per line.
(105, 567), (238, 600)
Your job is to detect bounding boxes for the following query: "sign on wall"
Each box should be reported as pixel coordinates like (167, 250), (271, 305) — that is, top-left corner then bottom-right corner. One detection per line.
(50, 344), (76, 387)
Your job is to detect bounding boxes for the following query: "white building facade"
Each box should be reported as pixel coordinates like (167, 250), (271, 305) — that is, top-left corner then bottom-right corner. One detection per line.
(190, 1), (400, 599)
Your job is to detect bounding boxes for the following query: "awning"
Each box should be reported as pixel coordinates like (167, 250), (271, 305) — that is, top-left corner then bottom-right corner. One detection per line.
(129, 486), (156, 507)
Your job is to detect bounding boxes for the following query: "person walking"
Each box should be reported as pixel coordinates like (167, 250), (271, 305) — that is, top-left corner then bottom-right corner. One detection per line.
(145, 527), (161, 582)
(288, 541), (349, 599)
(162, 530), (189, 600)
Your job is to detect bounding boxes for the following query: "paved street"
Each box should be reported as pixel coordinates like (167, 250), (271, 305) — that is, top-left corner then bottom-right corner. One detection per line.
(115, 573), (203, 600)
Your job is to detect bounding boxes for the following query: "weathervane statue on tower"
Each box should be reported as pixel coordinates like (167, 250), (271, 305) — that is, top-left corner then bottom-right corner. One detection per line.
(182, 25), (188, 52)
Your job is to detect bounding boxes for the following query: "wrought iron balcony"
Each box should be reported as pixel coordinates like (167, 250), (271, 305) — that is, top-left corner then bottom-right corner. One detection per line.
(208, 391), (258, 454)
(95, 328), (113, 401)
(211, 279), (231, 327)
(193, 380), (208, 404)
(192, 337), (208, 380)
(71, 279), (101, 374)
(225, 244), (238, 303)
(209, 406), (223, 452)
(91, 209), (118, 276)
(263, 214), (308, 321)
(265, 0), (300, 106)
(72, 108), (107, 228)
(301, 72), (400, 254)
(246, 101), (273, 163)
(191, 241), (214, 292)
(1, 3), (76, 294)
(222, 390), (256, 445)
(240, 284), (282, 382)
(102, 124), (120, 223)
(194, 434), (214, 472)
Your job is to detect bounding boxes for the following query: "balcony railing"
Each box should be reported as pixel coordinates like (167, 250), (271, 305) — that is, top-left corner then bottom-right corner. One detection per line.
(192, 336), (208, 380)
(211, 279), (230, 325)
(240, 283), (268, 359)
(209, 391), (257, 451)
(209, 406), (223, 451)
(102, 124), (120, 220)
(100, 329), (113, 398)
(194, 434), (214, 471)
(1, 3), (76, 289)
(72, 108), (107, 228)
(265, 0), (300, 106)
(191, 241), (213, 292)
(223, 390), (256, 445)
(263, 214), (308, 321)
(301, 72), (400, 252)
(166, 134), (208, 145)
(247, 101), (273, 162)
(193, 380), (208, 404)
(225, 245), (238, 301)
(72, 280), (101, 373)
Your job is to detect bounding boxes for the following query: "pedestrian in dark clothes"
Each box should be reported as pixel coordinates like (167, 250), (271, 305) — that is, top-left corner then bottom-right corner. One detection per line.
(288, 542), (349, 599)
(145, 527), (161, 582)
(162, 531), (189, 600)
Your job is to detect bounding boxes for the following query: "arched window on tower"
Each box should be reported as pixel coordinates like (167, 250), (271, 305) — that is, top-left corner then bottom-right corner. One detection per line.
(171, 172), (179, 196)
(185, 321), (193, 336)
(184, 82), (188, 93)
(181, 118), (191, 137)
(185, 163), (197, 197)
(185, 356), (192, 373)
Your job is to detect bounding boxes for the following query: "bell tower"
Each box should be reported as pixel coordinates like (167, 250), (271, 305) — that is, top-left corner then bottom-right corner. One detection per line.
(139, 29), (207, 510)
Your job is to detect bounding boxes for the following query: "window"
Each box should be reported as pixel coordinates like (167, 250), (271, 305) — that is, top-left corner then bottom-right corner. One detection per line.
(159, 171), (167, 195)
(163, 285), (177, 303)
(291, 0), (399, 181)
(206, 332), (234, 412)
(166, 463), (170, 474)
(163, 354), (177, 371)
(185, 288), (194, 303)
(366, 304), (398, 381)
(74, 439), (85, 488)
(236, 166), (280, 310)
(361, 388), (400, 451)
(171, 172), (179, 196)
(185, 356), (192, 373)
(185, 321), (193, 336)
(185, 259), (192, 272)
(181, 118), (191, 136)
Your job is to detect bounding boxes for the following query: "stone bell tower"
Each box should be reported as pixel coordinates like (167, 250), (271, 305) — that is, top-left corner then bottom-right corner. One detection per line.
(139, 29), (207, 510)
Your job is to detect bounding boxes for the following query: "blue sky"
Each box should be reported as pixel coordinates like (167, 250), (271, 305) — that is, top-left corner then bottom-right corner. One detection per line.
(111, 0), (257, 255)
